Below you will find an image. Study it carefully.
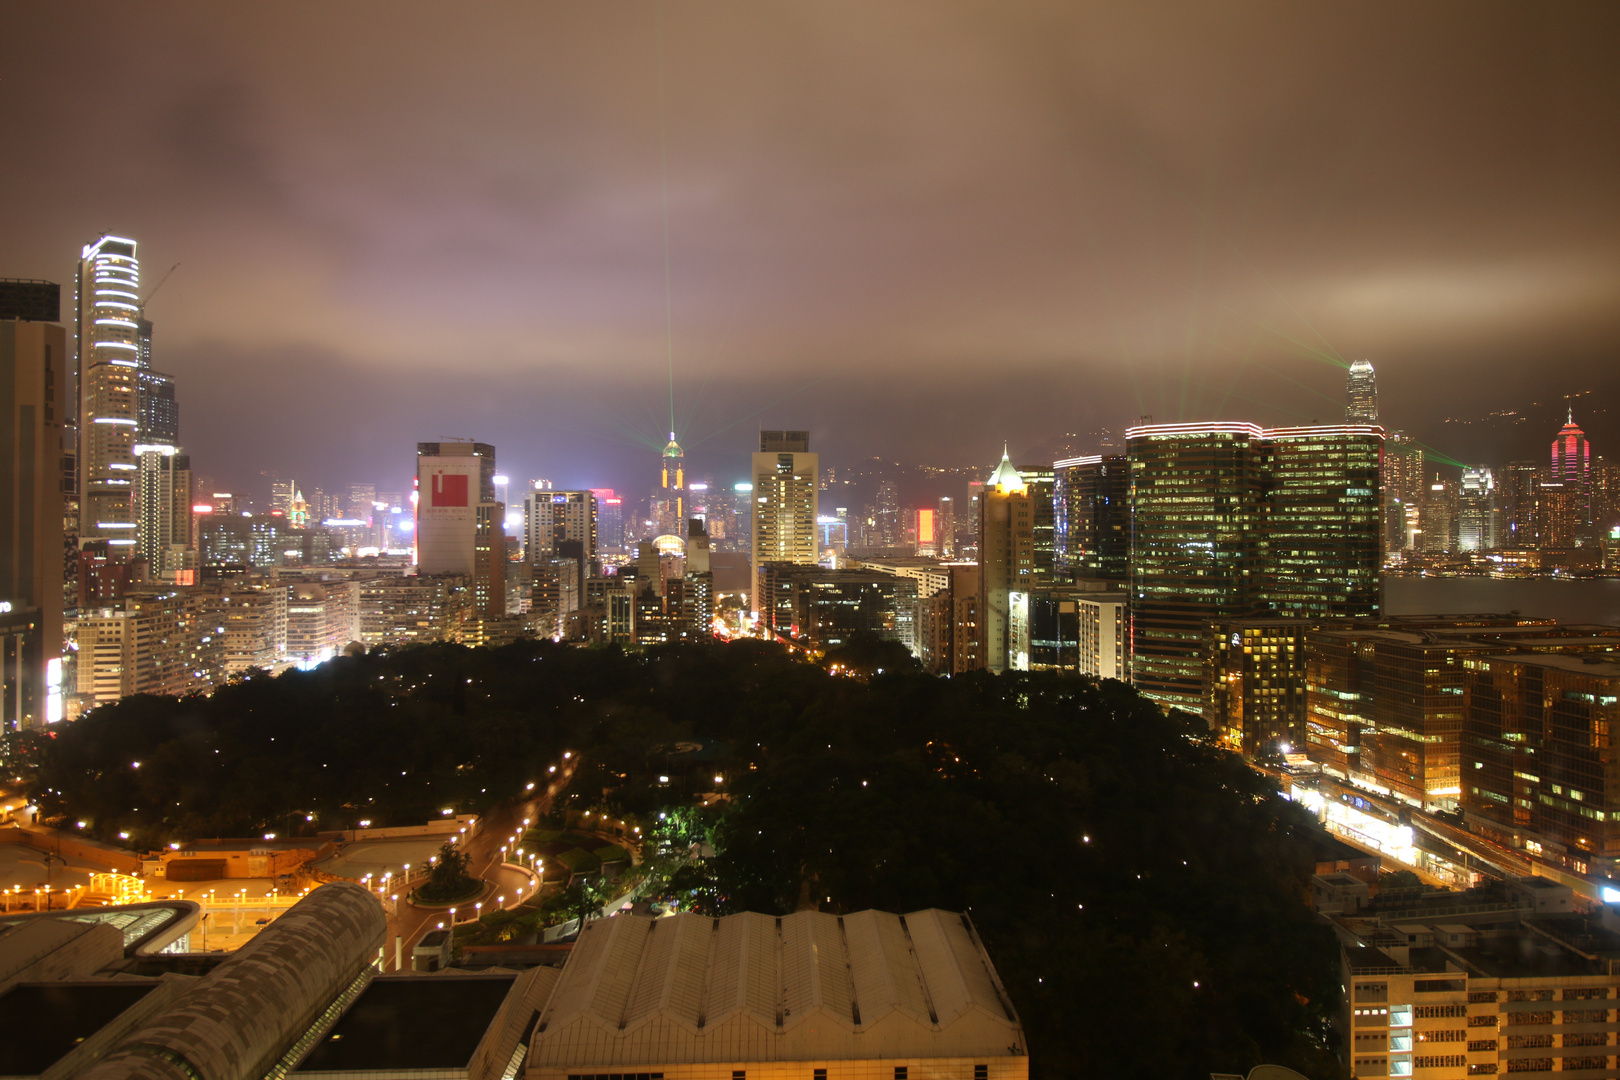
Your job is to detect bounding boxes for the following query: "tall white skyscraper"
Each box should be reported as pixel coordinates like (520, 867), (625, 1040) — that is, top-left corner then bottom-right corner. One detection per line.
(750, 430), (818, 615)
(1346, 359), (1377, 424)
(75, 236), (142, 557)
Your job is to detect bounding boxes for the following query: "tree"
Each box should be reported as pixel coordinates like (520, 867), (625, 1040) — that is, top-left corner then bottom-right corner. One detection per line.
(417, 840), (477, 903)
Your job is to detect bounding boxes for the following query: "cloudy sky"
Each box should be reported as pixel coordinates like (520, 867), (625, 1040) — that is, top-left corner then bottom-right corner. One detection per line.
(4, 2), (1618, 498)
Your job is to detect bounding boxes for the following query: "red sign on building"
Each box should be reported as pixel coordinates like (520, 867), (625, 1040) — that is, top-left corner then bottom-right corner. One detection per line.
(432, 472), (468, 507)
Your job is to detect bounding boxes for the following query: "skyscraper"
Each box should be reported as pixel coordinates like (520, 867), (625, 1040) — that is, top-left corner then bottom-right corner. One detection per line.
(1053, 455), (1128, 581)
(1345, 359), (1377, 424)
(657, 434), (685, 537)
(977, 448), (1034, 674)
(1546, 407), (1592, 548)
(1126, 422), (1383, 713)
(750, 430), (818, 616)
(1457, 467), (1496, 552)
(1258, 427), (1382, 617)
(415, 440), (497, 575)
(1381, 434), (1424, 555)
(1127, 424), (1261, 710)
(1, 282), (67, 727)
(134, 444), (192, 576)
(74, 236), (143, 559)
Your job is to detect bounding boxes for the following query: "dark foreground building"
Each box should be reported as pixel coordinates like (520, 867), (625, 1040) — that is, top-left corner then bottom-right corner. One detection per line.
(0, 884), (1027, 1080)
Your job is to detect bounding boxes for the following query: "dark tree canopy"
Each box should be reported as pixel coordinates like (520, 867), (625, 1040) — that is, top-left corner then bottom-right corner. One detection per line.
(29, 639), (1341, 1079)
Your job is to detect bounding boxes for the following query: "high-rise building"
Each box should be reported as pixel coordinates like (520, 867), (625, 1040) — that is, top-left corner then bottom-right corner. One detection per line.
(1546, 407), (1593, 548)
(75, 236), (145, 561)
(1457, 466), (1496, 552)
(473, 501), (506, 617)
(750, 430), (818, 614)
(1498, 460), (1542, 549)
(1021, 465), (1056, 580)
(977, 448), (1034, 674)
(526, 489), (596, 567)
(415, 440), (496, 575)
(935, 496), (956, 559)
(1418, 475), (1457, 553)
(134, 444), (193, 577)
(1, 284), (68, 727)
(590, 488), (624, 553)
(1259, 427), (1382, 617)
(1345, 358), (1377, 424)
(1381, 434), (1424, 555)
(656, 434), (685, 537)
(1127, 423), (1261, 710)
(1126, 422), (1382, 713)
(873, 479), (900, 548)
(1052, 455), (1128, 581)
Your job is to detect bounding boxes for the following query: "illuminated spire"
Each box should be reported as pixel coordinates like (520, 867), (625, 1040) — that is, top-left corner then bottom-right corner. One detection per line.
(986, 444), (1026, 494)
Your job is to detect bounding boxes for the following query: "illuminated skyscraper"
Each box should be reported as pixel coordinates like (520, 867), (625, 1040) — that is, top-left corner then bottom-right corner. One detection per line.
(75, 236), (142, 559)
(1053, 455), (1128, 580)
(1546, 406), (1592, 547)
(1346, 359), (1377, 424)
(657, 434), (685, 537)
(1457, 467), (1496, 552)
(1126, 422), (1382, 713)
(750, 430), (818, 615)
(134, 444), (194, 576)
(977, 448), (1034, 674)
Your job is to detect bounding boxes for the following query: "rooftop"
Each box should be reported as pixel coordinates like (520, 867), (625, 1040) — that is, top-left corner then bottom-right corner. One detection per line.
(528, 909), (1025, 1069)
(0, 982), (158, 1076)
(294, 974), (521, 1073)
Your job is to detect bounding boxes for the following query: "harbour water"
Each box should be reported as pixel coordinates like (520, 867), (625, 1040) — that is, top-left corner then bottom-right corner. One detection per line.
(1382, 575), (1620, 626)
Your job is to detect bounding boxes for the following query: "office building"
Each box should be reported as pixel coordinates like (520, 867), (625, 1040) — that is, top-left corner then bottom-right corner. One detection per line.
(0, 287), (67, 727)
(757, 564), (918, 654)
(1465, 651), (1620, 873)
(589, 488), (623, 553)
(1205, 618), (1316, 757)
(1053, 455), (1128, 581)
(1304, 617), (1620, 813)
(1498, 459), (1542, 550)
(1457, 467), (1496, 552)
(977, 449), (1034, 673)
(1345, 358), (1377, 424)
(1382, 434), (1425, 556)
(1126, 423), (1262, 711)
(74, 236), (179, 566)
(1021, 464), (1056, 580)
(1023, 584), (1127, 680)
(474, 500), (505, 617)
(655, 433), (685, 537)
(1126, 422), (1383, 713)
(1259, 426), (1382, 618)
(415, 440), (496, 575)
(936, 495), (956, 558)
(134, 444), (193, 577)
(750, 430), (818, 614)
(524, 488), (596, 589)
(1546, 407), (1593, 549)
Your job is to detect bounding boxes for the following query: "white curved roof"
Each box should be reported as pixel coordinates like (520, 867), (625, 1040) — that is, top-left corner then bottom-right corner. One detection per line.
(525, 909), (1025, 1070)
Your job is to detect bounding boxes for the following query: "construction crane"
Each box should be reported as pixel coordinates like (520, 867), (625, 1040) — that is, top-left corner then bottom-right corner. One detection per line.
(139, 262), (180, 313)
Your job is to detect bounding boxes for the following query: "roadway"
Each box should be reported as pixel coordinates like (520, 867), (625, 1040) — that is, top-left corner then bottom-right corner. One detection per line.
(380, 761), (576, 970)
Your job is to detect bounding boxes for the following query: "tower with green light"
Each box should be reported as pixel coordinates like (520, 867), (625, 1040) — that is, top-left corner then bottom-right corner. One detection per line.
(658, 432), (685, 538)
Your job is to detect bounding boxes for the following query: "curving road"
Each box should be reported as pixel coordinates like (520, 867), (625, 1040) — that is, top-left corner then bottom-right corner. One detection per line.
(379, 762), (575, 970)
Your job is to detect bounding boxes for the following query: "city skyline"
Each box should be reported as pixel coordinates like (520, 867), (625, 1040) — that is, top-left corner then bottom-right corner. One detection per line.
(2, 4), (1618, 495)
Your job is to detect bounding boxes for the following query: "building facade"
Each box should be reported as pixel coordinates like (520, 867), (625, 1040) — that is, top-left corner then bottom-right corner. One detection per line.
(750, 430), (818, 615)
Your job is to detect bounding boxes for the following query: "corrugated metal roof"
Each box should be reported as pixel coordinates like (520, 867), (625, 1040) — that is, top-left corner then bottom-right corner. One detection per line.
(526, 909), (1024, 1069)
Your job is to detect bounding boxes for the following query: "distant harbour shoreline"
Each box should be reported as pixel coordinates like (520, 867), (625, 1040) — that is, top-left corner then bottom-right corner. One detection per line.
(1382, 574), (1620, 626)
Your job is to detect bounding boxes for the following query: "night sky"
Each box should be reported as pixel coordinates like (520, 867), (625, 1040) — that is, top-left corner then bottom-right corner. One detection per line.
(4, 3), (1618, 499)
